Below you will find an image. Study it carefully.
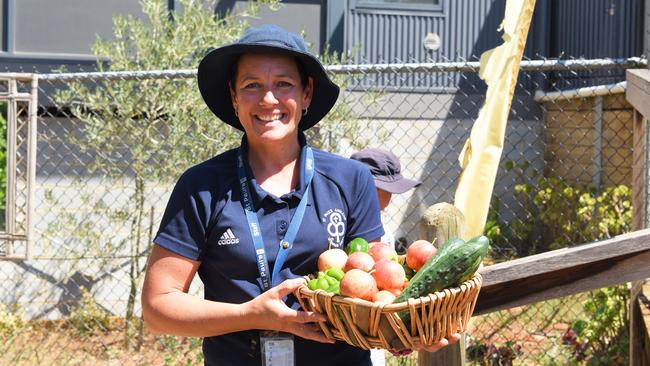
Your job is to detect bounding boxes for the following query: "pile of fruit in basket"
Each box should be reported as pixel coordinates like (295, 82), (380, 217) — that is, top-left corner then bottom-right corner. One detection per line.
(308, 235), (489, 305)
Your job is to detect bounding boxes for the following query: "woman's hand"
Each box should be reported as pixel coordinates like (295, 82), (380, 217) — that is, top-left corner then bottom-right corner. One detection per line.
(243, 278), (335, 344)
(389, 333), (462, 357)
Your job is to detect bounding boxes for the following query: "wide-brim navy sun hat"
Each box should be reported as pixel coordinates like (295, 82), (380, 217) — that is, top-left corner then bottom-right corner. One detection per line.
(197, 24), (340, 131)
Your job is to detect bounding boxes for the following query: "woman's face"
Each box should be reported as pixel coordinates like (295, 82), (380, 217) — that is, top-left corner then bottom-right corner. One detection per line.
(230, 53), (313, 144)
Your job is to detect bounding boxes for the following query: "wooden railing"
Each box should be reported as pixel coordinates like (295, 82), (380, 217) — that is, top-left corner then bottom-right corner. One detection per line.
(627, 67), (650, 366)
(417, 203), (650, 366)
(476, 228), (650, 316)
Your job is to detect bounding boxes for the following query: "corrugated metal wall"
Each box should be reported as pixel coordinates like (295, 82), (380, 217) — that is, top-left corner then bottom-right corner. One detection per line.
(344, 0), (643, 90)
(551, 0), (643, 58)
(548, 0), (643, 89)
(346, 0), (504, 63)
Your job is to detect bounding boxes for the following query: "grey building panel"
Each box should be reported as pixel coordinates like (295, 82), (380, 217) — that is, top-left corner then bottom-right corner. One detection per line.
(646, 0), (650, 58)
(0, 1), (4, 51)
(14, 0), (144, 55)
(346, 0), (506, 90)
(218, 0), (326, 55)
(239, 1), (325, 55)
(547, 0), (643, 90)
(347, 0), (642, 64)
(345, 0), (643, 90)
(347, 0), (505, 63)
(550, 0), (643, 58)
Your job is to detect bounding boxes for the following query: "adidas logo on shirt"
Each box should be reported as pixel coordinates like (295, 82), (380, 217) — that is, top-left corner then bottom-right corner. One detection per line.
(217, 228), (240, 245)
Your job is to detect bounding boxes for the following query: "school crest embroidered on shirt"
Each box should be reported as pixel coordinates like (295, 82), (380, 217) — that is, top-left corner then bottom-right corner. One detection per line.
(322, 208), (346, 248)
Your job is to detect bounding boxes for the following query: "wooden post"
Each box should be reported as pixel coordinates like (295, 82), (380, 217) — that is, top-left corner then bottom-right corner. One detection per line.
(418, 203), (466, 366)
(626, 68), (650, 366)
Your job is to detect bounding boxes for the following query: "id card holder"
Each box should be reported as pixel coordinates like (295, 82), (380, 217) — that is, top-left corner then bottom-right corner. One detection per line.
(260, 331), (295, 366)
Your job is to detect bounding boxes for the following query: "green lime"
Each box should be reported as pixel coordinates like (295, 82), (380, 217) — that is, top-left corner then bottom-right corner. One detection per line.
(316, 277), (330, 291)
(308, 278), (319, 290)
(324, 274), (338, 286)
(327, 282), (340, 294)
(326, 268), (345, 281)
(347, 237), (369, 254)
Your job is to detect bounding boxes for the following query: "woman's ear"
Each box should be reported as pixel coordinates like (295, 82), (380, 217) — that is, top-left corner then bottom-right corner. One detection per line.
(229, 82), (238, 111)
(303, 77), (314, 109)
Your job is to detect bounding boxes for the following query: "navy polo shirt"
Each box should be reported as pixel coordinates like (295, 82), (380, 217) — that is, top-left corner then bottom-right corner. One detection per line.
(154, 134), (384, 366)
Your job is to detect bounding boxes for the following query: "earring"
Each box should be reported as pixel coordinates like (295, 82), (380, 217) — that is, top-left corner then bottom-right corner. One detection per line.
(234, 108), (239, 118)
(302, 108), (308, 116)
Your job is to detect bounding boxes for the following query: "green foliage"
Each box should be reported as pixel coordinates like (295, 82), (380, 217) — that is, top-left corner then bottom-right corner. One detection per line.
(53, 2), (280, 342)
(69, 288), (111, 338)
(565, 286), (629, 365)
(55, 0), (275, 181)
(0, 303), (26, 336)
(486, 160), (633, 365)
(532, 179), (631, 250)
(157, 335), (204, 366)
(306, 46), (386, 151)
(385, 351), (417, 366)
(488, 160), (631, 256)
(467, 338), (523, 366)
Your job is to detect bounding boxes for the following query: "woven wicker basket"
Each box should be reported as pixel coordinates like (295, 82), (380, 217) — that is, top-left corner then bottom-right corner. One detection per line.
(294, 272), (482, 351)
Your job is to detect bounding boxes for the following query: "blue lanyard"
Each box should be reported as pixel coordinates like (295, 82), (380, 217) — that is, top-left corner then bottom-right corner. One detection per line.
(237, 146), (314, 291)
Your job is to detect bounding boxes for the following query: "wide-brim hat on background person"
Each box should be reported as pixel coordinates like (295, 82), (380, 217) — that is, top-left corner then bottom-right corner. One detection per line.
(197, 24), (340, 131)
(351, 148), (422, 194)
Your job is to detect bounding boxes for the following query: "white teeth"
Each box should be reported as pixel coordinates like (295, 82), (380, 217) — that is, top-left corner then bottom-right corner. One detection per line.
(257, 114), (283, 121)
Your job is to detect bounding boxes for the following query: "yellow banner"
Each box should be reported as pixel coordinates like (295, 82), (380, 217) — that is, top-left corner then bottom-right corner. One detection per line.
(454, 0), (536, 239)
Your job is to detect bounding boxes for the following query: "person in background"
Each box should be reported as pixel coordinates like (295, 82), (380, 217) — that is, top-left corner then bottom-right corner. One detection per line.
(141, 24), (457, 366)
(351, 148), (421, 248)
(351, 147), (421, 366)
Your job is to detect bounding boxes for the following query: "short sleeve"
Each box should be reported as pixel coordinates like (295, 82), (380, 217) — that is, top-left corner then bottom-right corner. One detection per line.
(345, 168), (384, 242)
(154, 170), (212, 261)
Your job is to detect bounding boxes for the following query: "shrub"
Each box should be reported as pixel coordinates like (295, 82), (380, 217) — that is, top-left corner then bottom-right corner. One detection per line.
(69, 288), (111, 338)
(0, 303), (25, 336)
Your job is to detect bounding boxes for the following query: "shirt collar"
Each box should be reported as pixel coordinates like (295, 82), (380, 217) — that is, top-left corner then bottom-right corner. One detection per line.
(239, 132), (310, 204)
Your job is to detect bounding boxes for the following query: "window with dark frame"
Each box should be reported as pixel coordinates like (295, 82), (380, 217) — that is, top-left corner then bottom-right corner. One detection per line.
(357, 0), (442, 12)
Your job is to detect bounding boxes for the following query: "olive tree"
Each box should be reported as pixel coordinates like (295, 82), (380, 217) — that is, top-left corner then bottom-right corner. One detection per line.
(55, 0), (278, 347)
(53, 0), (380, 348)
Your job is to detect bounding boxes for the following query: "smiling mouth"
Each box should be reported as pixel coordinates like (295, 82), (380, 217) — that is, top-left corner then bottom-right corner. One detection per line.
(255, 113), (286, 122)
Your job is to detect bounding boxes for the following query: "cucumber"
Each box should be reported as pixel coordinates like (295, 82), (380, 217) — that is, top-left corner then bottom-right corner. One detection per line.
(394, 235), (489, 305)
(435, 237), (465, 257)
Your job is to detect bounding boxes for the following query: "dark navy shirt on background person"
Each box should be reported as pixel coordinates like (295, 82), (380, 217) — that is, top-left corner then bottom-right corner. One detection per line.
(153, 134), (384, 366)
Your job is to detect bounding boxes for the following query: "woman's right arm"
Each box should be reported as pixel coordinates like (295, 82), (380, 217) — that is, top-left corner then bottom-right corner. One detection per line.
(141, 245), (332, 342)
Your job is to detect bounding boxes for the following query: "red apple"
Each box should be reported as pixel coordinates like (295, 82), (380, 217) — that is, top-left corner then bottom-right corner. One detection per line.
(371, 259), (406, 291)
(406, 239), (437, 271)
(318, 249), (348, 272)
(368, 242), (398, 263)
(339, 269), (378, 301)
(372, 290), (396, 303)
(344, 252), (375, 272)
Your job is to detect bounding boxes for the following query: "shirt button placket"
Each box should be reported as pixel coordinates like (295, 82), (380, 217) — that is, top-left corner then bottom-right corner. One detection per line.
(277, 201), (289, 238)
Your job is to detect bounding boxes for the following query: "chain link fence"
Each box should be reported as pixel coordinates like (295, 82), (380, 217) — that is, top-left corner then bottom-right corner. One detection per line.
(0, 57), (643, 365)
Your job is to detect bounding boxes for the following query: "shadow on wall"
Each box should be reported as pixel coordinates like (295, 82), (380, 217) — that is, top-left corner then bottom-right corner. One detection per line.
(11, 259), (133, 318)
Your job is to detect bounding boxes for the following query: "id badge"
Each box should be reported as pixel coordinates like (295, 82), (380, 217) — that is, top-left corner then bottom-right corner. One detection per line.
(260, 331), (294, 366)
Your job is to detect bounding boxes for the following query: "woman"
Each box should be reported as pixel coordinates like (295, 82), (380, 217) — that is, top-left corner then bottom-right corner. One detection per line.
(141, 24), (458, 366)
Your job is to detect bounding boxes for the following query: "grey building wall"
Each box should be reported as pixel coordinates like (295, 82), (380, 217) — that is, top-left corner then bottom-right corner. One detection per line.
(13, 0), (144, 55)
(550, 0), (643, 59)
(216, 0), (327, 55)
(0, 0), (328, 73)
(0, 0), (146, 72)
(344, 0), (643, 64)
